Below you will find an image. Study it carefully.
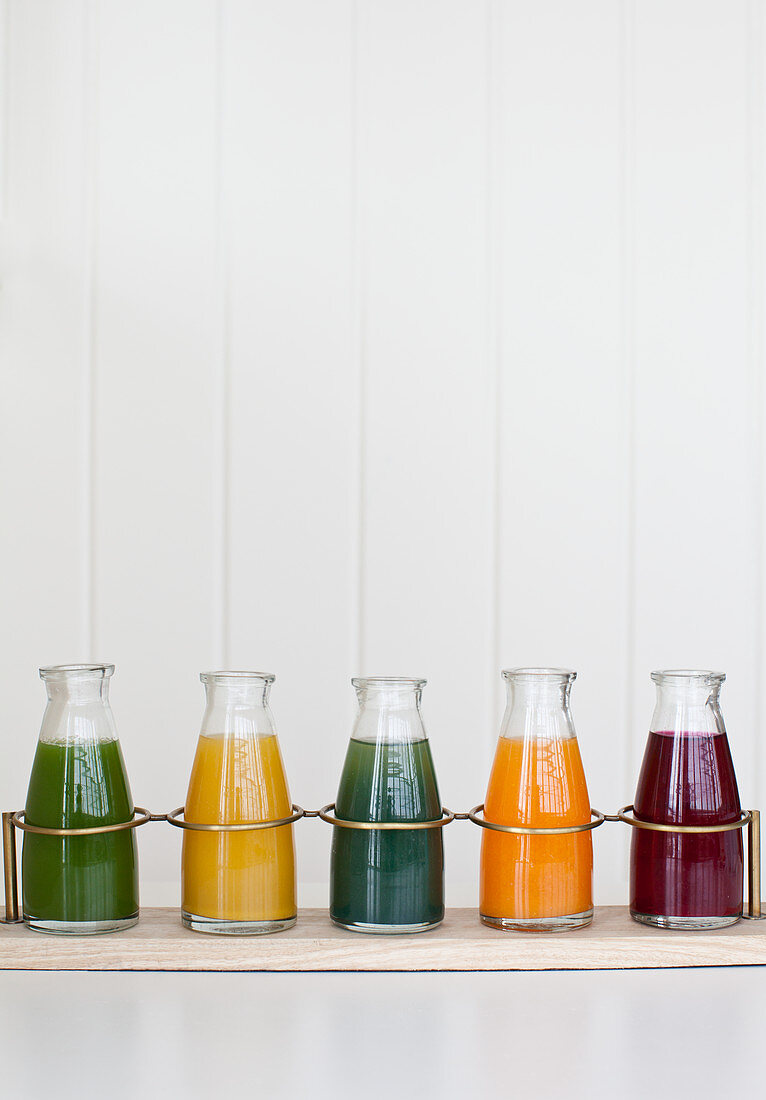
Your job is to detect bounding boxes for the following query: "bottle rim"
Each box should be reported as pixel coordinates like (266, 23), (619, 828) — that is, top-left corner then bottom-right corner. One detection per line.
(352, 676), (426, 689)
(200, 670), (276, 684)
(502, 667), (576, 682)
(651, 669), (725, 684)
(39, 663), (114, 680)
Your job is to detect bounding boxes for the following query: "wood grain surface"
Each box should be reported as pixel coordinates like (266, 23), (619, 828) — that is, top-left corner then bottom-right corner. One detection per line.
(0, 907), (764, 971)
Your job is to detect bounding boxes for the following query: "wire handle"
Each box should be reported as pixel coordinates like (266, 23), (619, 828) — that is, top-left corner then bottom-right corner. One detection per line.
(1, 807), (156, 924)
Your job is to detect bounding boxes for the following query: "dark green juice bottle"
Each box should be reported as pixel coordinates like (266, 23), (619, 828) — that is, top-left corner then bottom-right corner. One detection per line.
(330, 677), (444, 933)
(22, 664), (139, 934)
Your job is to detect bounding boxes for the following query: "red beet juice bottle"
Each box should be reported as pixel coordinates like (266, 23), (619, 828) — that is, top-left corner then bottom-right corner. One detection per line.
(630, 670), (743, 929)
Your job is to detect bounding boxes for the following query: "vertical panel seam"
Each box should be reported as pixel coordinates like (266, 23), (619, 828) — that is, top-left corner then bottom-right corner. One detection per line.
(0, 0), (9, 219)
(621, 0), (636, 793)
(747, 0), (764, 790)
(213, 0), (230, 668)
(487, 0), (502, 746)
(82, 0), (99, 657)
(351, 0), (366, 682)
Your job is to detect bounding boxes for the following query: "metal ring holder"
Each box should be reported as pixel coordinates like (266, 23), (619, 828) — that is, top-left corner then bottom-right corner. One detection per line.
(317, 803), (455, 830)
(165, 805), (305, 832)
(1, 808), (158, 923)
(466, 804), (605, 835)
(617, 805), (752, 834)
(616, 805), (762, 920)
(11, 807), (154, 836)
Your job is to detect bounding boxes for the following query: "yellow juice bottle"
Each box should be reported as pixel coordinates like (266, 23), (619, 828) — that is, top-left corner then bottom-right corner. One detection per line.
(181, 671), (296, 934)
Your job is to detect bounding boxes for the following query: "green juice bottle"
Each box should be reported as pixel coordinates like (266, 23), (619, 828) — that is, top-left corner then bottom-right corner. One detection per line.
(330, 677), (445, 933)
(22, 664), (139, 934)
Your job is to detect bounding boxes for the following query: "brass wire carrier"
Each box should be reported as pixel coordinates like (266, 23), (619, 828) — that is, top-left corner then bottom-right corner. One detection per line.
(616, 805), (752, 834)
(466, 805), (605, 835)
(1, 807), (160, 923)
(11, 808), (155, 836)
(317, 804), (455, 830)
(165, 805), (305, 832)
(614, 805), (762, 921)
(0, 802), (761, 924)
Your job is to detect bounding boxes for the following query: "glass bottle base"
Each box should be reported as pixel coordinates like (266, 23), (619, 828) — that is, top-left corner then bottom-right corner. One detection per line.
(23, 913), (139, 935)
(182, 911), (297, 935)
(630, 910), (741, 931)
(480, 909), (594, 933)
(331, 917), (443, 935)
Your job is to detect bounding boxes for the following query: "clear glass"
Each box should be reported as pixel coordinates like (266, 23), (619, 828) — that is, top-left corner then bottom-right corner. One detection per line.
(181, 671), (297, 934)
(480, 668), (593, 932)
(630, 670), (743, 930)
(329, 677), (445, 934)
(22, 664), (139, 934)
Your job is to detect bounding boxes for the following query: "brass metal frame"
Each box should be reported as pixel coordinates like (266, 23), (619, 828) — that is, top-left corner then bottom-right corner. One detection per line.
(318, 804), (455, 830)
(2, 807), (156, 923)
(617, 805), (752, 834)
(2, 814), (19, 923)
(617, 805), (762, 920)
(11, 808), (154, 837)
(0, 796), (761, 926)
(467, 805), (605, 835)
(748, 810), (761, 919)
(165, 805), (305, 832)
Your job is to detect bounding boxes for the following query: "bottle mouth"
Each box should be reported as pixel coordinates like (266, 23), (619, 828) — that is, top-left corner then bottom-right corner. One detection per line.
(651, 669), (725, 684)
(200, 671), (275, 685)
(502, 667), (576, 683)
(352, 676), (426, 690)
(39, 663), (114, 680)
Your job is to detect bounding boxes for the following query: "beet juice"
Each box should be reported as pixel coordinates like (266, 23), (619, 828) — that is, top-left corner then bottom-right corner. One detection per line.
(630, 670), (743, 930)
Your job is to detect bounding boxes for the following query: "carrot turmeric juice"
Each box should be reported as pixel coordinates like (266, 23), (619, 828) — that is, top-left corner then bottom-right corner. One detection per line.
(182, 732), (296, 932)
(480, 735), (593, 929)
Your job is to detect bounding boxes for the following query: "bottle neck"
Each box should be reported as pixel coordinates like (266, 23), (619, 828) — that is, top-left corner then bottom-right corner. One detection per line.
(204, 681), (271, 708)
(651, 681), (725, 735)
(649, 671), (726, 735)
(38, 666), (117, 744)
(200, 675), (276, 738)
(352, 679), (427, 743)
(45, 679), (109, 705)
(500, 669), (577, 741)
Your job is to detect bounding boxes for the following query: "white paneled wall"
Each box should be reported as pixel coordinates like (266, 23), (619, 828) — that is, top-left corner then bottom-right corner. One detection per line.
(0, 0), (764, 906)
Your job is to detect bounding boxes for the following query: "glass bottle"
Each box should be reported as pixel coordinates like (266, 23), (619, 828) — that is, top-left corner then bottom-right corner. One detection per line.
(22, 664), (139, 934)
(630, 669), (743, 930)
(480, 668), (593, 932)
(330, 677), (444, 933)
(181, 671), (296, 934)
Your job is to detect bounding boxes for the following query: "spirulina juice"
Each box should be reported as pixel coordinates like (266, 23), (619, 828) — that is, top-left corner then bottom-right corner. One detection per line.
(330, 737), (444, 932)
(22, 738), (139, 932)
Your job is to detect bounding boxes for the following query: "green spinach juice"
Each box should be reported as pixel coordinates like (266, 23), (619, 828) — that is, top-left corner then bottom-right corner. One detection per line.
(330, 737), (444, 932)
(22, 738), (139, 932)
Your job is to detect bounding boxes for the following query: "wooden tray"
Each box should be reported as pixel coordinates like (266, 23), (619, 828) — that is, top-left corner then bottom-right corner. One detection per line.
(1, 906), (765, 971)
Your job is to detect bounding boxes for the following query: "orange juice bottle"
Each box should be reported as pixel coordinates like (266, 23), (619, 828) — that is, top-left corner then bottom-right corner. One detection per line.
(181, 671), (296, 934)
(480, 668), (593, 931)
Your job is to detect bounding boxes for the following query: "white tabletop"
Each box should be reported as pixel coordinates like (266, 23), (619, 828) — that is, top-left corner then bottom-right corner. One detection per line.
(0, 967), (762, 1099)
